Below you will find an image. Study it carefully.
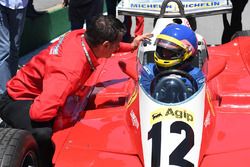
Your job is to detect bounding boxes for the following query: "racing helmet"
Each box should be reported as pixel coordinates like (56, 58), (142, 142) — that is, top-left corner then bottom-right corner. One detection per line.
(154, 24), (198, 68)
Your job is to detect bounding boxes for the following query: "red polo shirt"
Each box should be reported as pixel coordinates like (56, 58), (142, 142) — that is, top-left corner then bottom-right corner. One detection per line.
(6, 29), (134, 122)
(7, 29), (100, 121)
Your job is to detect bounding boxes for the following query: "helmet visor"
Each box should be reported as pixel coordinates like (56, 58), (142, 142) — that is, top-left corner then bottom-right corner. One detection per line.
(155, 38), (186, 60)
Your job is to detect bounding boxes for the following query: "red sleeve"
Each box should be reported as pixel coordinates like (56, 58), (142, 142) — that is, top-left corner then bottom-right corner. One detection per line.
(118, 42), (133, 52)
(29, 56), (77, 121)
(27, 31), (88, 122)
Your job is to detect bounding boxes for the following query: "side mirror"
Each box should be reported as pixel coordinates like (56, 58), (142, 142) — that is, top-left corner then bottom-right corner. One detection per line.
(207, 56), (226, 81)
(118, 60), (138, 81)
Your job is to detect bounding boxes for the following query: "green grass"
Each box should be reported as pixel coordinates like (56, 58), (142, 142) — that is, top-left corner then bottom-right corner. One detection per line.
(19, 7), (70, 56)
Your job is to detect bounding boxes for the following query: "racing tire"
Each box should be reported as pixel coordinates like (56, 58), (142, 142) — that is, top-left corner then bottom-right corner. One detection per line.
(231, 30), (250, 40)
(0, 128), (39, 167)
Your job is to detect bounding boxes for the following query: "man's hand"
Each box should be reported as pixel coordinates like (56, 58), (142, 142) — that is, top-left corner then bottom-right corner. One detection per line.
(131, 33), (153, 51)
(63, 0), (69, 7)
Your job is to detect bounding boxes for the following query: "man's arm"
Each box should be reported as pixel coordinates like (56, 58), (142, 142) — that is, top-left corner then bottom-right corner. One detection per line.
(29, 68), (74, 122)
(119, 33), (153, 52)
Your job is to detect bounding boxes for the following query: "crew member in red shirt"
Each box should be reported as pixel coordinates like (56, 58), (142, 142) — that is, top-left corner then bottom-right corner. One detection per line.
(0, 15), (151, 166)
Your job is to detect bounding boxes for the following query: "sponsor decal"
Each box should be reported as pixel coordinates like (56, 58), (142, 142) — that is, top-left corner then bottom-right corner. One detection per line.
(49, 35), (65, 55)
(127, 88), (138, 108)
(204, 110), (211, 127)
(129, 1), (221, 10)
(130, 110), (139, 129)
(206, 89), (215, 116)
(150, 107), (194, 126)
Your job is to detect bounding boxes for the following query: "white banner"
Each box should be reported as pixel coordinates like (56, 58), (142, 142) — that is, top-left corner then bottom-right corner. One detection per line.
(120, 0), (230, 11)
(118, 0), (232, 17)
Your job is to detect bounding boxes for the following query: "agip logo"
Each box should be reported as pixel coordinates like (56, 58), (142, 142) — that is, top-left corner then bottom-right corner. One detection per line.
(147, 107), (196, 166)
(150, 107), (194, 127)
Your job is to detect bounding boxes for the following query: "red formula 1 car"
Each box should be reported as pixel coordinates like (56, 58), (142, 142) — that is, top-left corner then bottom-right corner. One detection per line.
(1, 0), (250, 167)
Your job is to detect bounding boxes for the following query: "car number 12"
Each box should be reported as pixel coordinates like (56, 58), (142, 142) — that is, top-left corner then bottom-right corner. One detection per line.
(148, 121), (194, 167)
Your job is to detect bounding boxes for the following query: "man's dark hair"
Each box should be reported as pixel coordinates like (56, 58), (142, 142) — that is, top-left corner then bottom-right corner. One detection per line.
(85, 15), (126, 47)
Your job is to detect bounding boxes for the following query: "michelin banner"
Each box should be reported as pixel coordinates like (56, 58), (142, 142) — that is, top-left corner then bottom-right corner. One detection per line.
(118, 0), (232, 17)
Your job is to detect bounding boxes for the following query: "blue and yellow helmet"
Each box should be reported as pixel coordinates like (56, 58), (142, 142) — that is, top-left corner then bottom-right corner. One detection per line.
(154, 24), (198, 68)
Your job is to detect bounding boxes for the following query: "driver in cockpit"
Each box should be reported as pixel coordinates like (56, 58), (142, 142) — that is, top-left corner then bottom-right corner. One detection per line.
(140, 23), (205, 95)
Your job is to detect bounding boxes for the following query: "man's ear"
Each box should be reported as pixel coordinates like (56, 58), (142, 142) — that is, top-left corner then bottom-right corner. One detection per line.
(102, 41), (110, 48)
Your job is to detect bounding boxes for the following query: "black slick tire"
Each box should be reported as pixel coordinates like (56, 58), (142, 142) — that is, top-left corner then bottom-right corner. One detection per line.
(0, 128), (39, 167)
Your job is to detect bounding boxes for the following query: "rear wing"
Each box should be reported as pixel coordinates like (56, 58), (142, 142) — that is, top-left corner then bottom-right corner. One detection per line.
(117, 0), (232, 18)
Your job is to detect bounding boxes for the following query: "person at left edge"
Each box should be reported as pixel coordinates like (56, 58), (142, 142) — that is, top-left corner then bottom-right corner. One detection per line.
(0, 0), (28, 94)
(0, 15), (152, 166)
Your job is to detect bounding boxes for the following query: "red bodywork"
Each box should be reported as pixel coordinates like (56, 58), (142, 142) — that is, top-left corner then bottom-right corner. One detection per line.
(51, 36), (250, 167)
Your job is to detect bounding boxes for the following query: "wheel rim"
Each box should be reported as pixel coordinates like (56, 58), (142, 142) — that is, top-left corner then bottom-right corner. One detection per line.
(21, 151), (38, 167)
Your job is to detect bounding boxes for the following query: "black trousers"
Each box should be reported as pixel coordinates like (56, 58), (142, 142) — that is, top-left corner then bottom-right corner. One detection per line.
(0, 92), (54, 167)
(230, 0), (248, 34)
(106, 0), (121, 17)
(222, 0), (249, 43)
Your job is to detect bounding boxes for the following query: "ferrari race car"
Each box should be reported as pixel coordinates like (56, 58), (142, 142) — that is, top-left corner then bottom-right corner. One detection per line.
(1, 0), (250, 166)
